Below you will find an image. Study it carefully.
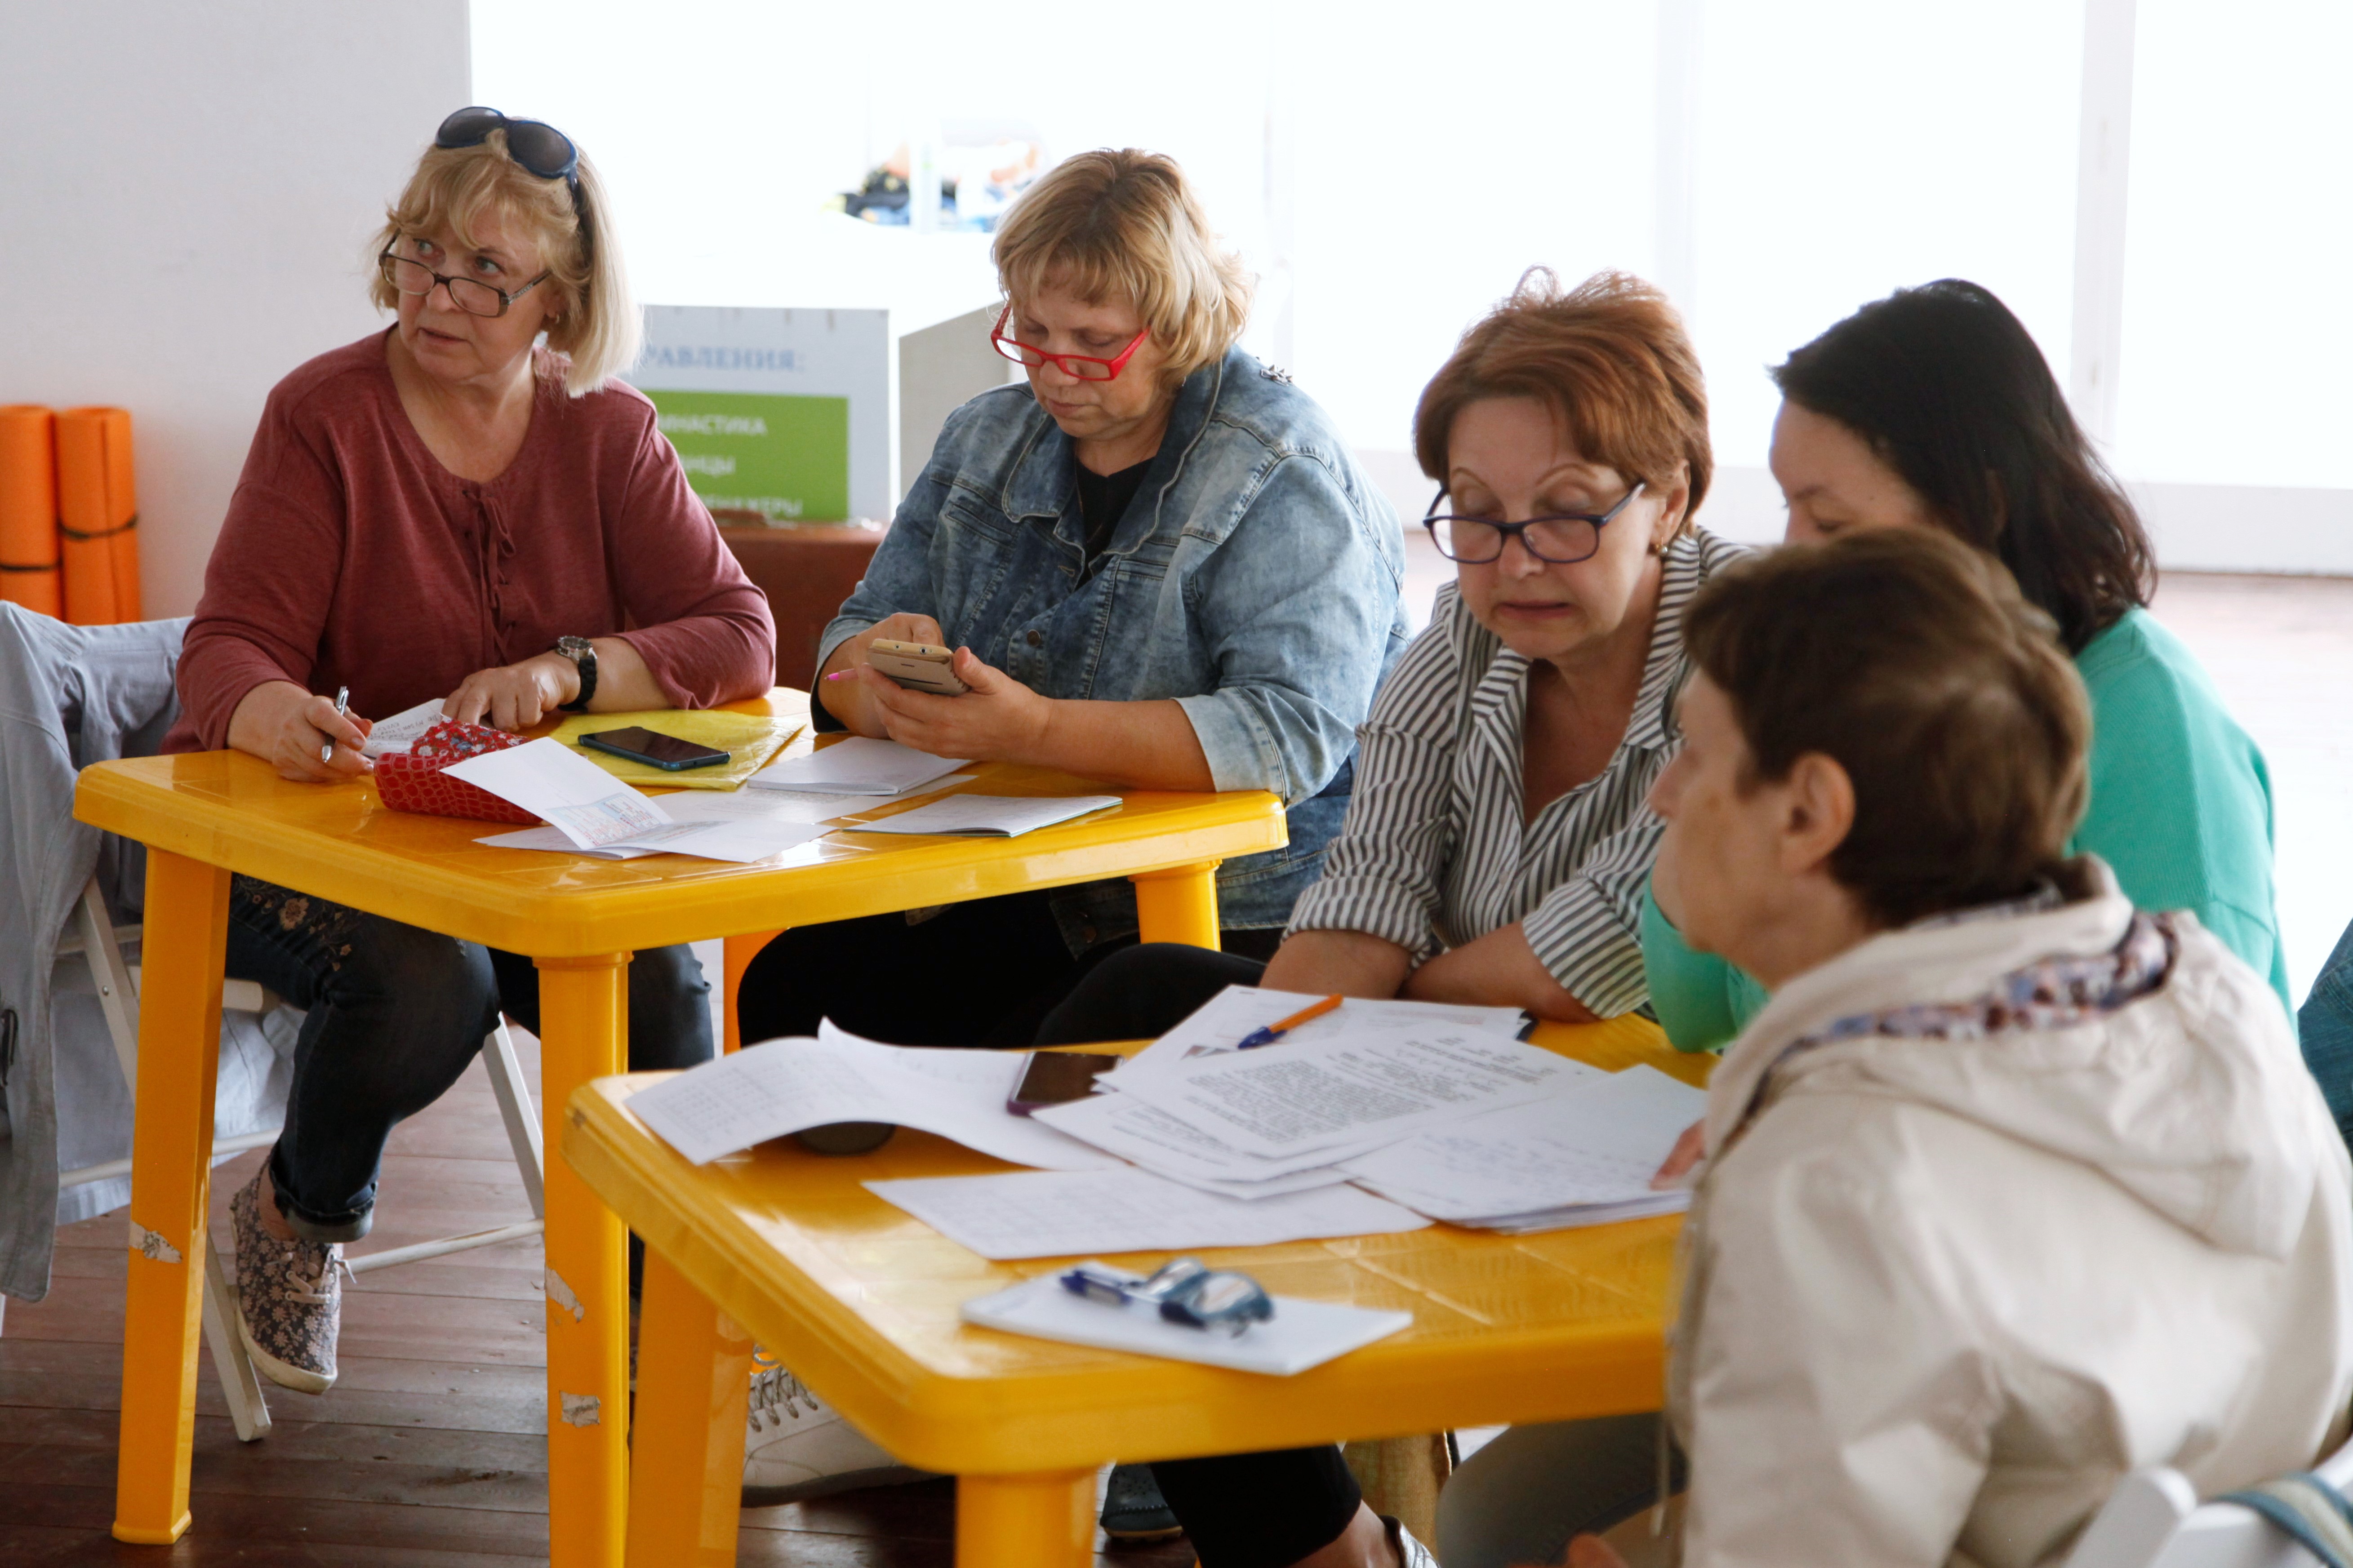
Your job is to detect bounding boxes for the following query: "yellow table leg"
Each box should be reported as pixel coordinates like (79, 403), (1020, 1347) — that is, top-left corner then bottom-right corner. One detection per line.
(1130, 861), (1222, 949)
(624, 1249), (753, 1567)
(956, 1470), (1097, 1568)
(721, 928), (784, 1054)
(112, 850), (229, 1545)
(538, 953), (633, 1568)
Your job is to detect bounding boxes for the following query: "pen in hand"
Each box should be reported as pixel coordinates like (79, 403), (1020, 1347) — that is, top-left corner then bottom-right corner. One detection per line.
(321, 686), (349, 764)
(1235, 994), (1343, 1051)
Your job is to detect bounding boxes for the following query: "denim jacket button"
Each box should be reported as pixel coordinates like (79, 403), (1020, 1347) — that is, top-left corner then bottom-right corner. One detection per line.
(1026, 630), (1042, 647)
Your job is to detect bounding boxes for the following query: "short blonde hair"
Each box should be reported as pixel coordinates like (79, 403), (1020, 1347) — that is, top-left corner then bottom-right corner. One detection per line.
(992, 149), (1252, 383)
(367, 130), (640, 395)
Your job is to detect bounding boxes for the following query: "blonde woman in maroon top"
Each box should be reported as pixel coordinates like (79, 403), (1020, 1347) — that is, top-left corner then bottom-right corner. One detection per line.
(165, 109), (774, 1394)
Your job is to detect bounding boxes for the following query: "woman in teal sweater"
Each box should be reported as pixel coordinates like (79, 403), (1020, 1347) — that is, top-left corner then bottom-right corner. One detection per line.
(1644, 280), (2291, 1050)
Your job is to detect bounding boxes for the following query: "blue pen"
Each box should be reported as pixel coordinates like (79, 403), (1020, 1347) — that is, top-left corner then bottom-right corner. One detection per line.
(1234, 993), (1343, 1051)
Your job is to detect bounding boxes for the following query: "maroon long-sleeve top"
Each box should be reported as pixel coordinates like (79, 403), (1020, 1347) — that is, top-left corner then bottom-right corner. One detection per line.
(165, 331), (775, 752)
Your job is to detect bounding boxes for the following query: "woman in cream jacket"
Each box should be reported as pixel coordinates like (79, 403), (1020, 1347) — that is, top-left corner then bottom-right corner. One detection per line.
(1442, 530), (2353, 1568)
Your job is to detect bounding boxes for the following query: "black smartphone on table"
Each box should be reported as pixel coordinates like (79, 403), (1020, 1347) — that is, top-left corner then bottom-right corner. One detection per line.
(1006, 1051), (1122, 1116)
(580, 726), (731, 771)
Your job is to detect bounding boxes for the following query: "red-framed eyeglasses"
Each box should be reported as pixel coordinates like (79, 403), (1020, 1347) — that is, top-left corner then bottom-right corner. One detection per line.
(989, 304), (1149, 382)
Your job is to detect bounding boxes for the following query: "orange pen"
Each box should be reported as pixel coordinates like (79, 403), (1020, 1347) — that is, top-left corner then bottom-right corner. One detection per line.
(1234, 993), (1343, 1050)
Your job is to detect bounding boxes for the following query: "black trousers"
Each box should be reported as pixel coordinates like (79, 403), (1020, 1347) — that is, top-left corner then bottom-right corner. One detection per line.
(1039, 943), (1367, 1568)
(222, 875), (712, 1238)
(738, 892), (1279, 1050)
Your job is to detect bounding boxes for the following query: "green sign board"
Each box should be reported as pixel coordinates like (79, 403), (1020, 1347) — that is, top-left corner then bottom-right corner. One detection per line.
(645, 389), (850, 523)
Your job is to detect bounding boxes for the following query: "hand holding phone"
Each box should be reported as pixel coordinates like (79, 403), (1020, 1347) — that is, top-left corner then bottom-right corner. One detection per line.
(867, 639), (969, 697)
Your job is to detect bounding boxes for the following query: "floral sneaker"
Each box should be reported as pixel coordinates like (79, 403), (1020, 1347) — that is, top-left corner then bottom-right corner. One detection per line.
(230, 1168), (342, 1394)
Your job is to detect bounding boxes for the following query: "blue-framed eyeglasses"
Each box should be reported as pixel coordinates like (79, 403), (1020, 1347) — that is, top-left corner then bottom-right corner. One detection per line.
(1423, 481), (1646, 565)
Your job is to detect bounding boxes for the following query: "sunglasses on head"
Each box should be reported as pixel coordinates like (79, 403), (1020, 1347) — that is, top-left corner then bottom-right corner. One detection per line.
(436, 106), (580, 185)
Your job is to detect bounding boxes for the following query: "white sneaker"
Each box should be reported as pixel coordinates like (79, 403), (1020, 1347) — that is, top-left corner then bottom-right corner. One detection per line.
(741, 1349), (935, 1506)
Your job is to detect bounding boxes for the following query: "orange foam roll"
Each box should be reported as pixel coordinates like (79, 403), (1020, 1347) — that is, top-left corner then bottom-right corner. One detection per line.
(0, 405), (63, 619)
(55, 404), (142, 624)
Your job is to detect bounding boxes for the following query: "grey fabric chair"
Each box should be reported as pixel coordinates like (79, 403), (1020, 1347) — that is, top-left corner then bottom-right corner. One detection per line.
(0, 603), (546, 1442)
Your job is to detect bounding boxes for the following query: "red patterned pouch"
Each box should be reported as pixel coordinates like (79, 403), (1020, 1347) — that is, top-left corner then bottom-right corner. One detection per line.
(374, 721), (542, 824)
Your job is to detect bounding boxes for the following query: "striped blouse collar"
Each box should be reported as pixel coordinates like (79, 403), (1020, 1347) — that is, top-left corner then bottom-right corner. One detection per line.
(1463, 530), (1714, 762)
(1623, 531), (1712, 752)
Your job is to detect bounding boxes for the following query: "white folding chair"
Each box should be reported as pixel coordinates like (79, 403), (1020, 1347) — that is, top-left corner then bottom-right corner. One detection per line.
(2064, 1431), (2353, 1568)
(52, 875), (547, 1443)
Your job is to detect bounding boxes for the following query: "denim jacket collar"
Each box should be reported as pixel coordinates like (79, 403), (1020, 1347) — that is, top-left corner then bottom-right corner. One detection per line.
(995, 353), (1232, 566)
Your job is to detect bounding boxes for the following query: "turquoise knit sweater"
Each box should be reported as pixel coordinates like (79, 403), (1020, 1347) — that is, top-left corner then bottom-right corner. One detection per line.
(1641, 607), (2291, 1049)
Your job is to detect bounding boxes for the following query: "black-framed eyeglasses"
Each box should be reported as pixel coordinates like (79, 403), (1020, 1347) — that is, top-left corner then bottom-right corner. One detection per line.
(378, 248), (552, 319)
(1422, 481), (1646, 565)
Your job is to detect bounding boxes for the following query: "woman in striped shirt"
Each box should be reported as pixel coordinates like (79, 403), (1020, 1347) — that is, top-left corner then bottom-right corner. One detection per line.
(1039, 268), (1745, 1568)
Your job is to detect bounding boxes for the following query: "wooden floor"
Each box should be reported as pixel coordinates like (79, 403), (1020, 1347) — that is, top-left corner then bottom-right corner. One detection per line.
(0, 1030), (1196, 1566)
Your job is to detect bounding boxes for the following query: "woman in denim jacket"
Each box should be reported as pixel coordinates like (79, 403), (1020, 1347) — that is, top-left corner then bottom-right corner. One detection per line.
(735, 149), (1407, 1053)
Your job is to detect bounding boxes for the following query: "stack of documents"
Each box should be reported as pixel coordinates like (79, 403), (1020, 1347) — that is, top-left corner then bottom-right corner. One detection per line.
(749, 736), (970, 796)
(1341, 1066), (1706, 1232)
(1038, 1014), (1603, 1199)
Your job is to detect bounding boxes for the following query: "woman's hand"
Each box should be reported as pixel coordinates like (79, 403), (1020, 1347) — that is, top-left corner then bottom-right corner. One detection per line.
(1651, 1119), (1706, 1189)
(227, 680), (375, 782)
(840, 647), (1052, 762)
(817, 613), (947, 737)
(444, 653), (578, 731)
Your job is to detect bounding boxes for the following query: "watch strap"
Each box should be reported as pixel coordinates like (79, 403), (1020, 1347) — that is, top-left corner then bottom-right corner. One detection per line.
(556, 638), (598, 711)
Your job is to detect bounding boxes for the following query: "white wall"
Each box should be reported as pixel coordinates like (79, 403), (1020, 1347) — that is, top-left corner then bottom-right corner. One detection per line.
(0, 2), (470, 618)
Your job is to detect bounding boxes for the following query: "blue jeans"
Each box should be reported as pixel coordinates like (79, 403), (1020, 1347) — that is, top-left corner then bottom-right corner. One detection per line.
(2301, 917), (2353, 1145)
(224, 876), (712, 1241)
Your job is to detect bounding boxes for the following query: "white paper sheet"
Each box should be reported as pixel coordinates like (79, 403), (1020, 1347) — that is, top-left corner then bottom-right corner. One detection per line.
(1102, 1025), (1599, 1160)
(654, 779), (977, 827)
(442, 737), (671, 847)
(1341, 1066), (1706, 1225)
(360, 697), (449, 759)
(1113, 986), (1534, 1079)
(865, 1168), (1428, 1260)
(1036, 1092), (1391, 1190)
(748, 737), (971, 795)
(622, 1032), (1118, 1172)
(961, 1264), (1411, 1375)
(476, 818), (828, 863)
(839, 794), (1121, 837)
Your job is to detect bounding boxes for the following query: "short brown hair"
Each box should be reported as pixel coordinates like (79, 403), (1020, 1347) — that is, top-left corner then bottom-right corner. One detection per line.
(1415, 269), (1712, 526)
(368, 130), (639, 394)
(993, 149), (1251, 384)
(1683, 529), (2091, 928)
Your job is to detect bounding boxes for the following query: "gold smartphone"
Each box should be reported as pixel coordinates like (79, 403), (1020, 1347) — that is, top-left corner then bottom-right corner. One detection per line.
(867, 638), (968, 696)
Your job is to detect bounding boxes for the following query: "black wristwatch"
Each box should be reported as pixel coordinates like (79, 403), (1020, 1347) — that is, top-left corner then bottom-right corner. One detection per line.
(554, 636), (598, 711)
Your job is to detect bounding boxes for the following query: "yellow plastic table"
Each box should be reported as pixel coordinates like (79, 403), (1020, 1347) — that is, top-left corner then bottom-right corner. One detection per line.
(71, 690), (1285, 1565)
(562, 1015), (1710, 1568)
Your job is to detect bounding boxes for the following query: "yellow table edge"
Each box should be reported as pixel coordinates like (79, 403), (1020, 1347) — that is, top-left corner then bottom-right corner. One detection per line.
(560, 1014), (1702, 1477)
(71, 756), (1287, 957)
